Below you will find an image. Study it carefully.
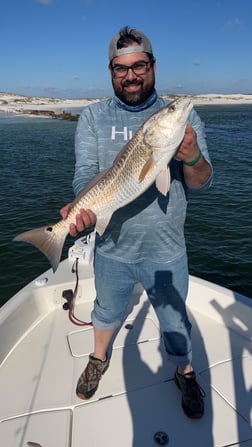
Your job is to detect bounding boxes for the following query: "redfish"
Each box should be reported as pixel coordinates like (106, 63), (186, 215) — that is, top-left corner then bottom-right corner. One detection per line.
(14, 97), (193, 272)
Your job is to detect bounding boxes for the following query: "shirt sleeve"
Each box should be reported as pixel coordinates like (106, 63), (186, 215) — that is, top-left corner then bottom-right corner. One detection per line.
(72, 107), (99, 197)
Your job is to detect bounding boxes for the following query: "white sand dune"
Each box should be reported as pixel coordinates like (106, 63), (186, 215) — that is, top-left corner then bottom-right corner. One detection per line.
(0, 92), (251, 117)
(189, 93), (252, 105)
(0, 93), (101, 117)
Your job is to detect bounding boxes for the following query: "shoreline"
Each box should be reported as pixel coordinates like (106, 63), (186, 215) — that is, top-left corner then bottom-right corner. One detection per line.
(190, 93), (252, 105)
(1, 93), (252, 120)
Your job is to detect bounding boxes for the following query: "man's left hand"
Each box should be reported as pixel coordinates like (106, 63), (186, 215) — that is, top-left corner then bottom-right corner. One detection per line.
(176, 124), (200, 163)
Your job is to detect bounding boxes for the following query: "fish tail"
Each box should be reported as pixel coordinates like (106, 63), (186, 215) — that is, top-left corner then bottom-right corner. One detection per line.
(13, 224), (68, 272)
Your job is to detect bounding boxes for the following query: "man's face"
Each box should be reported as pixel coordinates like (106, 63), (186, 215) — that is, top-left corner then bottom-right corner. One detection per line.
(109, 49), (156, 106)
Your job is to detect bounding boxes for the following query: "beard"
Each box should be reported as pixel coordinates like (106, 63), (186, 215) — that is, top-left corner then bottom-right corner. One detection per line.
(112, 77), (155, 106)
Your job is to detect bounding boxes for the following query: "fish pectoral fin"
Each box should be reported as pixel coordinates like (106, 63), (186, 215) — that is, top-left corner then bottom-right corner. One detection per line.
(155, 167), (171, 196)
(95, 213), (113, 236)
(139, 156), (157, 182)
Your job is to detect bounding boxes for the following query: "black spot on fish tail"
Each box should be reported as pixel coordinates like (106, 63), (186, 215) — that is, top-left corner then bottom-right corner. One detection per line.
(13, 224), (68, 272)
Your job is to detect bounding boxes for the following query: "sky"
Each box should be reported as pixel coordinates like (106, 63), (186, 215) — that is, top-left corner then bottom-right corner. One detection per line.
(1, 0), (252, 98)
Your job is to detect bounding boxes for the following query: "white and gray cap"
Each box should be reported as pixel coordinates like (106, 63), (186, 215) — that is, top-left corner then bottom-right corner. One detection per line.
(109, 28), (153, 62)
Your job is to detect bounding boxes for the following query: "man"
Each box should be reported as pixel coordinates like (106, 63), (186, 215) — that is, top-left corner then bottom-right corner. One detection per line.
(61, 26), (212, 418)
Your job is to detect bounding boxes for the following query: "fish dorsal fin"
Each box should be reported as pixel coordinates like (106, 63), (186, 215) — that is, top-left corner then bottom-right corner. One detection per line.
(139, 156), (157, 181)
(95, 212), (113, 236)
(155, 167), (171, 196)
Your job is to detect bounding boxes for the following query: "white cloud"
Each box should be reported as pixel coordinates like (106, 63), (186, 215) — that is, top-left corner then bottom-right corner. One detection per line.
(175, 84), (184, 89)
(192, 59), (201, 66)
(71, 75), (80, 81)
(223, 18), (241, 30)
(37, 0), (57, 4)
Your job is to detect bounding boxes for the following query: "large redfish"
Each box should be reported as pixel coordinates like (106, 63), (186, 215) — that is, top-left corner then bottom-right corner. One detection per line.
(14, 97), (193, 272)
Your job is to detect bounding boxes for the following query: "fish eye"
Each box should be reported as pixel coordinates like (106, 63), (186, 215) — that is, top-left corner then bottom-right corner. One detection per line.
(170, 104), (176, 111)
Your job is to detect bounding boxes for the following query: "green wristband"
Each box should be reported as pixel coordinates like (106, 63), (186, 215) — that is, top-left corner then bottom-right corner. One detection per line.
(183, 151), (202, 166)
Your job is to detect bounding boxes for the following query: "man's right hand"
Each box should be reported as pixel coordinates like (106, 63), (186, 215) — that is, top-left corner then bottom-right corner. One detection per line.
(60, 203), (97, 237)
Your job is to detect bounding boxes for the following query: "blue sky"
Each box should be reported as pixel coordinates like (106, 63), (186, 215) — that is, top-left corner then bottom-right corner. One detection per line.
(1, 0), (252, 98)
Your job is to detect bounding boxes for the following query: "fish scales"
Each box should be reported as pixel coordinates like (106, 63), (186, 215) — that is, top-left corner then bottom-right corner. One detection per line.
(68, 128), (152, 218)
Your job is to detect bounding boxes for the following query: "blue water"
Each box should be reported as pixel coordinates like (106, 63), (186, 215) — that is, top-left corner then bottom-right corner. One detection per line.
(1, 105), (252, 306)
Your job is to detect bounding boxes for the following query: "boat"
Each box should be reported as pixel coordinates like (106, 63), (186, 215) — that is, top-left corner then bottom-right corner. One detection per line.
(0, 234), (251, 447)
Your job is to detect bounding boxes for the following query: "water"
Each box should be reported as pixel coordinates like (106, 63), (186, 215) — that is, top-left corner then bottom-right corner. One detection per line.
(1, 105), (252, 307)
(1, 116), (77, 306)
(185, 104), (252, 298)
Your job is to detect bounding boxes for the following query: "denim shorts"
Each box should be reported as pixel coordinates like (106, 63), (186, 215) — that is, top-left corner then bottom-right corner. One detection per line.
(92, 251), (192, 366)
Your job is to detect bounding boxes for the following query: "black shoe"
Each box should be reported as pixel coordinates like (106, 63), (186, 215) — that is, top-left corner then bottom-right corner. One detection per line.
(174, 369), (205, 418)
(76, 354), (109, 400)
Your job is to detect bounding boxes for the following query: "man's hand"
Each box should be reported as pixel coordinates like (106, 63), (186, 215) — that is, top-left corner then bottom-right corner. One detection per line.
(176, 124), (200, 163)
(175, 124), (212, 188)
(60, 203), (97, 237)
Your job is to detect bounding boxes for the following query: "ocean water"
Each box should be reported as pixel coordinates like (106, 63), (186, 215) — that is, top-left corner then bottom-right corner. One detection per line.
(1, 105), (252, 307)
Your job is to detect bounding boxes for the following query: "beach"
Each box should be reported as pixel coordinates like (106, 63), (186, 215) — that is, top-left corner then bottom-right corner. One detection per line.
(1, 92), (252, 118)
(0, 93), (101, 119)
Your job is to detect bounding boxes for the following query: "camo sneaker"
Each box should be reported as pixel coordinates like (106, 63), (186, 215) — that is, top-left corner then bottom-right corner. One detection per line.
(174, 369), (205, 418)
(76, 354), (109, 399)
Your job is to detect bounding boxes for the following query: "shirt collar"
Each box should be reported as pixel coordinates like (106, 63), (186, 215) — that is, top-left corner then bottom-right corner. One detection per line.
(113, 89), (158, 112)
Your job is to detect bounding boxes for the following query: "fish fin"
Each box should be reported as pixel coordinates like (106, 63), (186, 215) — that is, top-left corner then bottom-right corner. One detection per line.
(13, 224), (68, 272)
(95, 213), (113, 236)
(139, 156), (157, 181)
(155, 168), (171, 196)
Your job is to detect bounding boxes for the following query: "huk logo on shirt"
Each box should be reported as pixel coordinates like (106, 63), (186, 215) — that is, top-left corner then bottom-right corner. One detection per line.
(111, 126), (133, 141)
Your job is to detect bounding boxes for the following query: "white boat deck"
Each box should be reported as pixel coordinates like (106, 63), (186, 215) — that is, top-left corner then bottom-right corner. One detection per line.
(0, 258), (251, 447)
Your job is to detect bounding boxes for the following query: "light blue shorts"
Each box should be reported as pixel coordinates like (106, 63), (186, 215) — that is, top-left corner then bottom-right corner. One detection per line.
(92, 251), (192, 366)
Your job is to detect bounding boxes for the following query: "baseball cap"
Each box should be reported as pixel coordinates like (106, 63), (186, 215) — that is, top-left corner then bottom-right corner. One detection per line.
(109, 28), (153, 62)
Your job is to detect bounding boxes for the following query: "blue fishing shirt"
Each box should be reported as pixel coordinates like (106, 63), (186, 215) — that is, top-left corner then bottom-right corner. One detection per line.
(73, 95), (212, 264)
